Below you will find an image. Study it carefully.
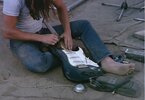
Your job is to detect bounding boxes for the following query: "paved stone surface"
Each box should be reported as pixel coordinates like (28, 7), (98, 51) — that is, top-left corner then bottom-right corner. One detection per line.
(133, 30), (145, 40)
(0, 0), (144, 100)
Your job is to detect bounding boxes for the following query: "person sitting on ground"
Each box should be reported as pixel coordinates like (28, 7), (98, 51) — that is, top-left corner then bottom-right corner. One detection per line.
(2, 0), (135, 75)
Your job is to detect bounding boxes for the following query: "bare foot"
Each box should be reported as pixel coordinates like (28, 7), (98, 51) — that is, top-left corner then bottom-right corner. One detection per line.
(101, 57), (135, 75)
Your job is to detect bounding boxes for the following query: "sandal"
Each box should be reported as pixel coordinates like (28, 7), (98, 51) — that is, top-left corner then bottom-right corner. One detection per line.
(115, 80), (141, 98)
(88, 74), (141, 97)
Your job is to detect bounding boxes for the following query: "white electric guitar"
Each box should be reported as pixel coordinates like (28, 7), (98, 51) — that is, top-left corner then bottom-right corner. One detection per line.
(43, 22), (103, 82)
(62, 47), (99, 68)
(44, 22), (99, 68)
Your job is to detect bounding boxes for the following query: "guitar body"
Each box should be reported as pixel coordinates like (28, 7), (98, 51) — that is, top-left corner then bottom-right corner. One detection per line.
(52, 47), (104, 82)
(41, 23), (104, 82)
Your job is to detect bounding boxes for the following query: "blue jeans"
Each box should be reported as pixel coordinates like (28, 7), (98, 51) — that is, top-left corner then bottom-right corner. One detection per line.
(10, 20), (111, 73)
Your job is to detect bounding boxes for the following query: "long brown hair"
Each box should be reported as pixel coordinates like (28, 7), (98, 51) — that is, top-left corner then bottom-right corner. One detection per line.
(25, 0), (53, 20)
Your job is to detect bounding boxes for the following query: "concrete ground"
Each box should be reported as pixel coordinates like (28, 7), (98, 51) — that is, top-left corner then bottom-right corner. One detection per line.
(0, 0), (144, 100)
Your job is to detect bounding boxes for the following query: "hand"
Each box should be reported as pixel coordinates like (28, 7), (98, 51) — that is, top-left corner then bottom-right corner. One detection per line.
(61, 32), (73, 50)
(41, 34), (59, 45)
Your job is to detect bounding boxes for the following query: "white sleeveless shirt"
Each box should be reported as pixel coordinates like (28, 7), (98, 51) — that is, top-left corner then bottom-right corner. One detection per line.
(3, 0), (43, 33)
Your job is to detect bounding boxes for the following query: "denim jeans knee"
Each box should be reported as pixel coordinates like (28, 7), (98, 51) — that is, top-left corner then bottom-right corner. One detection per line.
(10, 40), (57, 73)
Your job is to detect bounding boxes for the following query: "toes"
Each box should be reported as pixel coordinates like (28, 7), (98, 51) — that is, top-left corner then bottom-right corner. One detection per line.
(127, 69), (134, 75)
(118, 63), (135, 75)
(126, 66), (135, 75)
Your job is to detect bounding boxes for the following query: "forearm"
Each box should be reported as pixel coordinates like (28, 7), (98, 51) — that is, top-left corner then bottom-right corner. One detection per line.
(3, 28), (42, 42)
(3, 15), (43, 42)
(57, 5), (71, 34)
